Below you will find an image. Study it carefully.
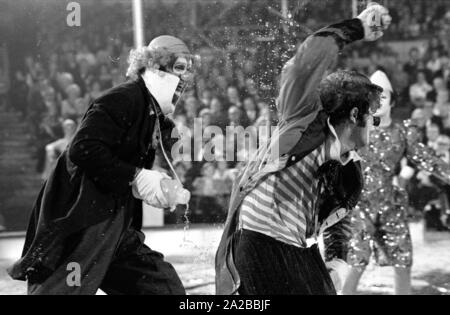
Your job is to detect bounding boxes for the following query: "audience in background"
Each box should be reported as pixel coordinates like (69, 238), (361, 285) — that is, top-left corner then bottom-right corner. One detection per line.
(5, 0), (450, 226)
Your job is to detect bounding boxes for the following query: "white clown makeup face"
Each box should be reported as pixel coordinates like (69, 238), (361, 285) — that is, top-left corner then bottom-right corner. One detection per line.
(171, 57), (192, 78)
(374, 89), (392, 118)
(143, 54), (198, 116)
(142, 69), (180, 116)
(168, 56), (194, 107)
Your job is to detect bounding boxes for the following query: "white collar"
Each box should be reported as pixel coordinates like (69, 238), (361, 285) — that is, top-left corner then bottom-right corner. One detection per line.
(327, 118), (361, 165)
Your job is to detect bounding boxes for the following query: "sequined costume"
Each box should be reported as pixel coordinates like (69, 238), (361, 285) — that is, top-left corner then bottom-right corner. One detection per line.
(348, 120), (450, 268)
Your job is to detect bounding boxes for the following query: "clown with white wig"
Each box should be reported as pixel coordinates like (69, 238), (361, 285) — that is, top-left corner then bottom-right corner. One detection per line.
(8, 36), (197, 295)
(343, 70), (450, 295)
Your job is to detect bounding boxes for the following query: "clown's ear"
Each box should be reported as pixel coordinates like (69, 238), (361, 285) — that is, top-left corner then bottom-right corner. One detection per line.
(350, 107), (359, 124)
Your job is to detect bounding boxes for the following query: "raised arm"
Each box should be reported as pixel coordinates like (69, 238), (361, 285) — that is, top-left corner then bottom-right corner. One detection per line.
(277, 3), (391, 127)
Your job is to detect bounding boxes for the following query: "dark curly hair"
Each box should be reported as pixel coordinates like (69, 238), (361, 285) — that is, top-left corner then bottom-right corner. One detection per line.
(319, 70), (382, 127)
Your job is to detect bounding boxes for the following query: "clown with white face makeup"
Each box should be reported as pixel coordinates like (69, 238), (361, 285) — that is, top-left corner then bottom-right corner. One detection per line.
(134, 36), (197, 116)
(372, 70), (394, 124)
(8, 35), (197, 295)
(126, 36), (197, 210)
(343, 70), (450, 296)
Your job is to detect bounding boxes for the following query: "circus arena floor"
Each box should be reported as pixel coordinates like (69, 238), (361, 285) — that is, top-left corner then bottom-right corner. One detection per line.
(1, 222), (450, 295)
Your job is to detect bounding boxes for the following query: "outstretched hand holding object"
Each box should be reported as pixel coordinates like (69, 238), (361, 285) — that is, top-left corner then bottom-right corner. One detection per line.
(132, 169), (190, 211)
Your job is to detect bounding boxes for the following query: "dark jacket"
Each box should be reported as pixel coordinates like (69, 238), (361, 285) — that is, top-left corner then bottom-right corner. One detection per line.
(215, 19), (365, 295)
(8, 77), (176, 282)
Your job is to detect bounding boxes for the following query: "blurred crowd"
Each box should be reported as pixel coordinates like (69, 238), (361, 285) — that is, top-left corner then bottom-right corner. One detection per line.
(384, 0), (450, 40)
(2, 0), (450, 226)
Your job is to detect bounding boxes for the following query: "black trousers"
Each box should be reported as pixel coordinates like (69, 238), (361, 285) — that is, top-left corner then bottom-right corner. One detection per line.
(235, 230), (336, 295)
(28, 207), (185, 295)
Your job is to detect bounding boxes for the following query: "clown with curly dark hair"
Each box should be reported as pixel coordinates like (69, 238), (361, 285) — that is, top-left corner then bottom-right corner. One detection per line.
(216, 3), (392, 295)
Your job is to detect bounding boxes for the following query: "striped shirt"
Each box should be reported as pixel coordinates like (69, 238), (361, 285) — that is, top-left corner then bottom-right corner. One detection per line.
(239, 119), (361, 248)
(240, 144), (326, 248)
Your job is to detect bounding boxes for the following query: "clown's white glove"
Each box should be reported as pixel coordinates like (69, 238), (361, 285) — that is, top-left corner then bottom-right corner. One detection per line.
(358, 2), (392, 41)
(400, 165), (415, 180)
(131, 169), (172, 209)
(326, 259), (350, 293)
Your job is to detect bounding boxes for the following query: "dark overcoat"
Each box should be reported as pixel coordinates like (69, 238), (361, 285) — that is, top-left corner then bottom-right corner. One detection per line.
(8, 76), (176, 281)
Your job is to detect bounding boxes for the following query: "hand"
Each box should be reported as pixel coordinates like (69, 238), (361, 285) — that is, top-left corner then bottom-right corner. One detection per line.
(160, 178), (191, 211)
(326, 259), (350, 292)
(357, 2), (392, 41)
(131, 169), (171, 208)
(399, 165), (415, 180)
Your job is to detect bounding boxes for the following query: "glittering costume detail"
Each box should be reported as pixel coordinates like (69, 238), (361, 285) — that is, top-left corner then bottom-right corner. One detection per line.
(348, 120), (450, 268)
